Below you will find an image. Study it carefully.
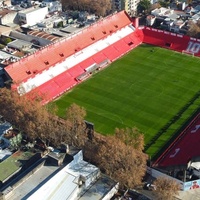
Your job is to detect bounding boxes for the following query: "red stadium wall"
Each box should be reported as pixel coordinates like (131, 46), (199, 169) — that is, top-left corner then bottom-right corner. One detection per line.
(142, 27), (200, 56)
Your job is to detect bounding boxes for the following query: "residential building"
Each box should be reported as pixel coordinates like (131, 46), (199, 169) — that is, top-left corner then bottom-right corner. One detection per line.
(0, 147), (119, 200)
(0, 9), (18, 25)
(40, 0), (62, 13)
(18, 6), (48, 26)
(125, 0), (140, 16)
(112, 0), (123, 11)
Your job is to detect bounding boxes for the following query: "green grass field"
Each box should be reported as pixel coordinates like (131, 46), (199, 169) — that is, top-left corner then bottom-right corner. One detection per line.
(52, 44), (200, 157)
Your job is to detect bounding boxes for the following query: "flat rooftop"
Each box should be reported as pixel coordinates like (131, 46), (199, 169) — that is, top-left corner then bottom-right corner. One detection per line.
(0, 150), (35, 182)
(0, 122), (11, 136)
(7, 39), (32, 50)
(10, 165), (59, 200)
(18, 6), (44, 14)
(60, 26), (80, 33)
(79, 174), (118, 200)
(27, 155), (100, 200)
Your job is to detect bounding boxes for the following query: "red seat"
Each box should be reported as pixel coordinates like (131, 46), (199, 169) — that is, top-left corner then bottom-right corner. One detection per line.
(67, 65), (85, 77)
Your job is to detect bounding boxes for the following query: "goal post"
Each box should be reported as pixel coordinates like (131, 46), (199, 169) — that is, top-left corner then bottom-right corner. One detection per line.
(182, 50), (195, 57)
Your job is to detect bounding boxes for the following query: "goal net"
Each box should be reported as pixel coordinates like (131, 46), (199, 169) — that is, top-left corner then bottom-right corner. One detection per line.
(182, 50), (195, 57)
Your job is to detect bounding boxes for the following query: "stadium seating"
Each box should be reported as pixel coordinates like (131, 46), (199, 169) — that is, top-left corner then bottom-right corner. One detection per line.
(25, 26), (143, 100)
(5, 11), (145, 103)
(113, 39), (130, 54)
(30, 72), (77, 104)
(17, 23), (140, 96)
(92, 53), (108, 64)
(5, 11), (131, 83)
(142, 27), (191, 54)
(80, 58), (96, 71)
(67, 65), (85, 78)
(37, 80), (60, 101)
(154, 113), (200, 168)
(53, 72), (73, 88)
(102, 45), (122, 61)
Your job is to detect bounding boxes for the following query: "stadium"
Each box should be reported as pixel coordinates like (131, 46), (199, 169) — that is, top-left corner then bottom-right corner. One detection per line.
(4, 10), (200, 190)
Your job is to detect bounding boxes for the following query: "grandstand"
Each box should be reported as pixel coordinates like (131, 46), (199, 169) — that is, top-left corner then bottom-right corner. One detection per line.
(8, 13), (200, 104)
(143, 27), (200, 56)
(3, 10), (200, 188)
(4, 11), (200, 103)
(5, 11), (143, 103)
(153, 112), (200, 168)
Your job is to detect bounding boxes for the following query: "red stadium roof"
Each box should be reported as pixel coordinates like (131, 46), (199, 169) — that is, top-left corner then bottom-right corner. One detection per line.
(5, 11), (132, 84)
(155, 113), (200, 168)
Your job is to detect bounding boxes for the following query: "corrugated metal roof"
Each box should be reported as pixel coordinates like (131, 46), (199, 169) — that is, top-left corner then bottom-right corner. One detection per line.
(7, 39), (32, 50)
(28, 30), (59, 41)
(5, 10), (132, 84)
(27, 167), (78, 200)
(27, 151), (100, 200)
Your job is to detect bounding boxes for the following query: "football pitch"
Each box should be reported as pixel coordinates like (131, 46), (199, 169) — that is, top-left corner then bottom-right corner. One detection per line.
(52, 44), (200, 157)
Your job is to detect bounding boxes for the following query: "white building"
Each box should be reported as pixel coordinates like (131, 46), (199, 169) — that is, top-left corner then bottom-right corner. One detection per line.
(0, 9), (18, 25)
(1, 148), (119, 200)
(18, 6), (48, 26)
(27, 150), (119, 200)
(151, 7), (174, 17)
(125, 0), (140, 16)
(41, 0), (62, 13)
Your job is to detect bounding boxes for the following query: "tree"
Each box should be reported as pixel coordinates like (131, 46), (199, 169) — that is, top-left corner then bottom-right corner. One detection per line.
(187, 20), (200, 38)
(137, 0), (151, 15)
(115, 127), (144, 151)
(0, 88), (67, 145)
(151, 2), (161, 10)
(0, 88), (148, 189)
(3, 37), (12, 45)
(65, 103), (87, 148)
(153, 177), (181, 200)
(84, 134), (148, 188)
(61, 0), (111, 16)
